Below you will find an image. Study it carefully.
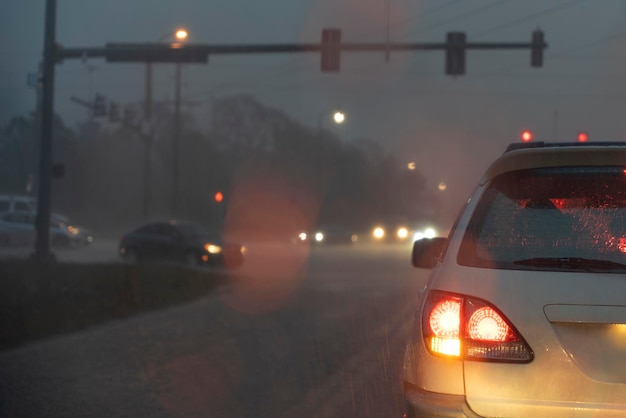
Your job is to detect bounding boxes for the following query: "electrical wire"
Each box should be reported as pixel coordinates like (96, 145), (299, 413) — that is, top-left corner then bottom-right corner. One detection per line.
(471, 0), (590, 40)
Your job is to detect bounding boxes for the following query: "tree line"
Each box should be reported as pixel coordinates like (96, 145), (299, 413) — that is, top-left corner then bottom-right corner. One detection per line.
(0, 94), (440, 239)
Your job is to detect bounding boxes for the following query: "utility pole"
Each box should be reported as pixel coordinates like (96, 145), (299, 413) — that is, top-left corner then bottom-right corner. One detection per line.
(171, 63), (182, 219)
(27, 62), (43, 194)
(85, 64), (97, 119)
(385, 0), (390, 63)
(34, 0), (57, 260)
(143, 63), (153, 220)
(552, 109), (559, 140)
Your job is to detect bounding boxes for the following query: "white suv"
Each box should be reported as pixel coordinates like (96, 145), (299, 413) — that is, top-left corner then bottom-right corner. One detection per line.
(404, 142), (626, 417)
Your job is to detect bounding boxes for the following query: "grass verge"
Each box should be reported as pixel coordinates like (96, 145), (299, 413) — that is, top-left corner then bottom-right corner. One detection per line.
(0, 260), (225, 351)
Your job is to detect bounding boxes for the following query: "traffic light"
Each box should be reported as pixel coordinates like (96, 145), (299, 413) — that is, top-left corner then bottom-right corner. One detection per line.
(521, 130), (533, 142)
(531, 29), (545, 67)
(109, 102), (120, 122)
(93, 94), (107, 117)
(214, 191), (224, 203)
(445, 32), (466, 76)
(577, 132), (588, 142)
(321, 28), (341, 72)
(52, 163), (65, 178)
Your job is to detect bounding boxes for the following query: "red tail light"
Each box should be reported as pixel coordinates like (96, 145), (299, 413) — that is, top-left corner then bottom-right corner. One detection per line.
(422, 291), (534, 363)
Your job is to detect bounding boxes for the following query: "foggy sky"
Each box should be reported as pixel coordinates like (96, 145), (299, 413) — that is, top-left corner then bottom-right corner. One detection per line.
(2, 0), (626, 213)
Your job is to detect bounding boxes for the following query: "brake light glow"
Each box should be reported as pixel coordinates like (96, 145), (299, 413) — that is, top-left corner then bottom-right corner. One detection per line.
(429, 300), (461, 337)
(422, 291), (533, 362)
(427, 298), (462, 357)
(467, 307), (509, 342)
(618, 238), (626, 254)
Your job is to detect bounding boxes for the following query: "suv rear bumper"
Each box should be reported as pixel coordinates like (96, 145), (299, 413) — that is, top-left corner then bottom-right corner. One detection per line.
(405, 385), (482, 418)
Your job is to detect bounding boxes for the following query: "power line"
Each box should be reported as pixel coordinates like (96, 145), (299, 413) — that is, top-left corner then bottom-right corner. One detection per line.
(186, 1), (468, 100)
(185, 4), (512, 101)
(471, 0), (590, 40)
(472, 26), (626, 78)
(397, 0), (509, 40)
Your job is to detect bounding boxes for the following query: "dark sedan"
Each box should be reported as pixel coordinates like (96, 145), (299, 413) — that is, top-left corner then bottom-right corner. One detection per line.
(118, 221), (246, 267)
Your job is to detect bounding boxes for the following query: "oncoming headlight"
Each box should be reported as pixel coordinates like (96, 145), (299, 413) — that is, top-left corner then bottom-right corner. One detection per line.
(413, 227), (437, 241)
(315, 232), (324, 242)
(397, 227), (409, 239)
(373, 227), (385, 239)
(205, 244), (222, 254)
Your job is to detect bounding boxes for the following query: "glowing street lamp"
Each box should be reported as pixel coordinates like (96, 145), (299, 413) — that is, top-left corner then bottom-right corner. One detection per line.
(175, 28), (188, 41)
(153, 26), (190, 218)
(318, 109), (346, 131)
(333, 111), (345, 124)
(143, 27), (188, 219)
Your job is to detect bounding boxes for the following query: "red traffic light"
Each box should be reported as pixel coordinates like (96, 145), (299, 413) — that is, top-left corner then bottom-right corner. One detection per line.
(577, 132), (588, 142)
(521, 130), (533, 142)
(214, 192), (224, 203)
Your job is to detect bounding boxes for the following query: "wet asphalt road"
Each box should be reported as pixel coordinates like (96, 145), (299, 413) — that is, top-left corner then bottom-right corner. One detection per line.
(0, 243), (429, 418)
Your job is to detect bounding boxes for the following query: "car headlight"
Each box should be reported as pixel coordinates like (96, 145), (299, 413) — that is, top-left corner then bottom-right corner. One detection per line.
(315, 232), (324, 242)
(413, 231), (425, 241)
(413, 227), (437, 241)
(397, 227), (409, 239)
(205, 244), (222, 254)
(67, 225), (80, 235)
(373, 227), (385, 239)
(298, 232), (308, 241)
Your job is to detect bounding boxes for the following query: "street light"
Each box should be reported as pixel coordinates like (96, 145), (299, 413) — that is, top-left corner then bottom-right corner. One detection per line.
(333, 111), (345, 124)
(142, 27), (189, 220)
(174, 28), (188, 41)
(318, 109), (345, 131)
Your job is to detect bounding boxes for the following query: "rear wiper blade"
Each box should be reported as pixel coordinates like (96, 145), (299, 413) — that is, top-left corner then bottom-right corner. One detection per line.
(513, 257), (626, 271)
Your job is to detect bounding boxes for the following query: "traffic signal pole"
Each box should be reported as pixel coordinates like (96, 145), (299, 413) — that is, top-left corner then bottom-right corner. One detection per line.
(33, 0), (57, 260)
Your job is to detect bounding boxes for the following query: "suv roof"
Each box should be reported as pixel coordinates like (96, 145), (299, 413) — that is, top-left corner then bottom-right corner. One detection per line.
(480, 142), (626, 185)
(504, 141), (626, 153)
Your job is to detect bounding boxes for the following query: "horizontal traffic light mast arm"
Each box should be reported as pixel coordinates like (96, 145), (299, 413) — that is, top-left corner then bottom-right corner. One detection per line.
(339, 41), (543, 51)
(54, 40), (547, 62)
(56, 46), (106, 60)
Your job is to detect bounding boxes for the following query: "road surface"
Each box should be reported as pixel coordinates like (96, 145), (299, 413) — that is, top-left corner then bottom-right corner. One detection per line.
(0, 243), (429, 418)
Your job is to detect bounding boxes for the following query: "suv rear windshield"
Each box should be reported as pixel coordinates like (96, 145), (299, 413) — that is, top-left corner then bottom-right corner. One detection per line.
(458, 166), (626, 272)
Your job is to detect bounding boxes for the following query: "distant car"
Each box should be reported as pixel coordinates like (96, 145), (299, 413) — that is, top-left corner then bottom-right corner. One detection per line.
(311, 225), (359, 245)
(367, 223), (414, 243)
(403, 141), (626, 417)
(118, 221), (246, 267)
(293, 225), (359, 246)
(0, 210), (92, 248)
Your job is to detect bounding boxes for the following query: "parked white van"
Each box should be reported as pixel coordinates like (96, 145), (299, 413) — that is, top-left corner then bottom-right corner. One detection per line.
(0, 194), (37, 213)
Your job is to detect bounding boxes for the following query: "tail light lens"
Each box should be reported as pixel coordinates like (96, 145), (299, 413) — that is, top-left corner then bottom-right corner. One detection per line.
(422, 291), (534, 363)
